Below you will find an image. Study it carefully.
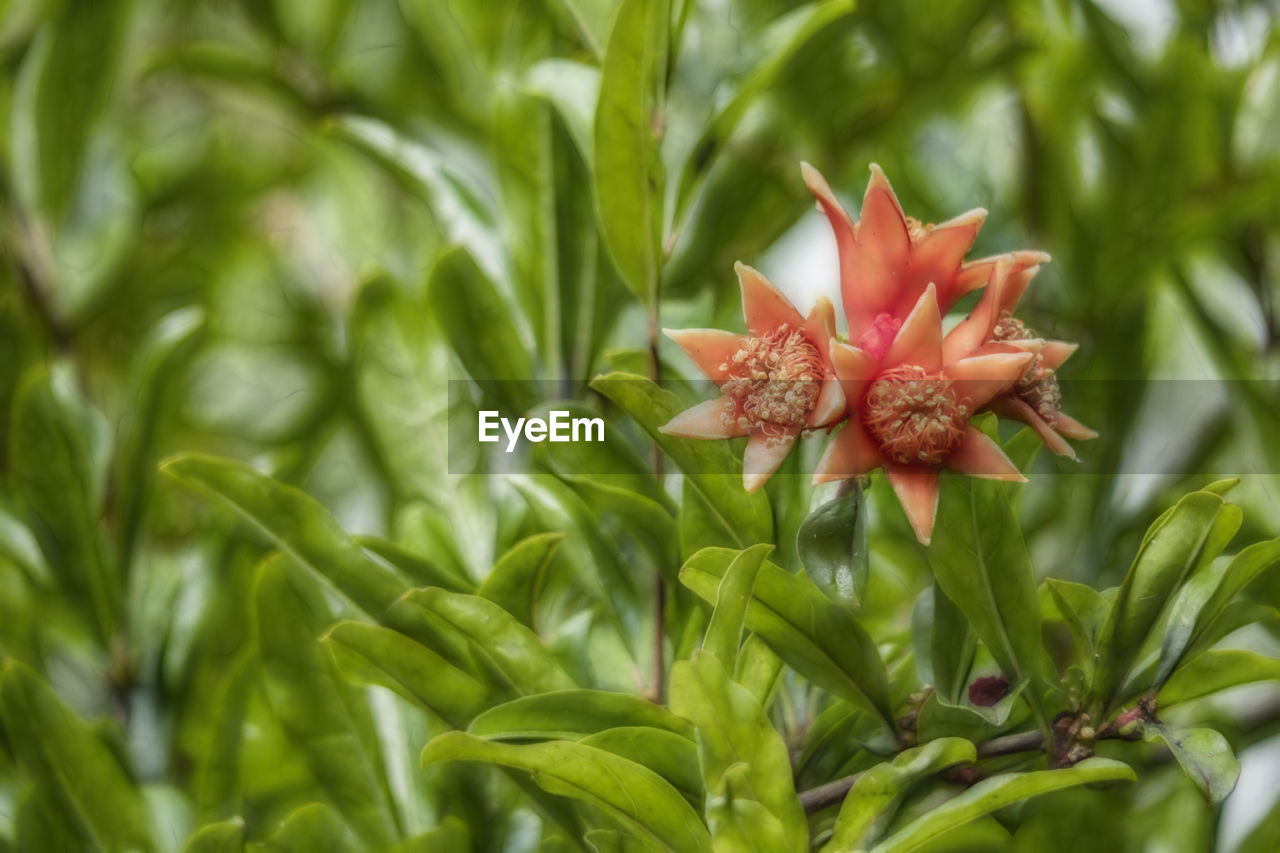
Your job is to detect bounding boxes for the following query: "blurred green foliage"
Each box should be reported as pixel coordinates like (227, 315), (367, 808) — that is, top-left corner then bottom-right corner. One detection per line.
(2, 0), (1280, 850)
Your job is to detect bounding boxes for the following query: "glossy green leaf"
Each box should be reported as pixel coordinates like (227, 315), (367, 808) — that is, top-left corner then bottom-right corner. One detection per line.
(591, 373), (773, 546)
(798, 486), (868, 610)
(704, 543), (773, 668)
(427, 247), (537, 411)
(1157, 650), (1280, 708)
(927, 475), (1044, 704)
(593, 0), (668, 303)
(253, 803), (358, 853)
(422, 732), (712, 852)
(869, 759), (1137, 853)
(468, 689), (693, 740)
(356, 535), (475, 593)
(821, 738), (976, 853)
(579, 726), (703, 801)
(323, 621), (490, 729)
(586, 829), (654, 853)
(680, 547), (894, 732)
(527, 59), (600, 168)
(391, 817), (471, 853)
(1044, 579), (1110, 677)
(0, 661), (154, 852)
(911, 583), (975, 705)
(402, 587), (576, 695)
(255, 561), (398, 848)
(162, 453), (407, 617)
(10, 367), (117, 640)
(182, 818), (244, 853)
(670, 652), (807, 851)
(478, 532), (564, 627)
(1140, 723), (1239, 803)
(1093, 490), (1228, 709)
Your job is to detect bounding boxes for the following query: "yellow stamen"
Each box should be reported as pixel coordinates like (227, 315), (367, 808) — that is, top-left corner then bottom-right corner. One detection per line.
(719, 325), (823, 442)
(864, 365), (969, 465)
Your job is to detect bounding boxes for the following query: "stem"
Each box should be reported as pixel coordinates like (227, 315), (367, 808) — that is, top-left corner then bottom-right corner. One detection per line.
(648, 272), (665, 702)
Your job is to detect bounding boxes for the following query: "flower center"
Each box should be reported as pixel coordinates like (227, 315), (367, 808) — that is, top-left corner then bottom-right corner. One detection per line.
(905, 216), (934, 243)
(863, 365), (969, 465)
(992, 312), (1062, 424)
(719, 325), (824, 439)
(856, 312), (903, 361)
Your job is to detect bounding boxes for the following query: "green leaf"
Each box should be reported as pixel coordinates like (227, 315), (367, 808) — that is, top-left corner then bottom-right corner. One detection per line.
(1044, 579), (1110, 678)
(821, 738), (976, 853)
(669, 652), (807, 851)
(402, 588), (576, 695)
(254, 803), (358, 853)
(162, 453), (407, 618)
(1140, 723), (1239, 803)
(704, 544), (773, 668)
(0, 661), (154, 852)
(579, 727), (703, 801)
(798, 487), (868, 610)
(478, 532), (565, 627)
(1093, 490), (1229, 710)
(182, 818), (245, 853)
(254, 560), (399, 848)
(593, 0), (668, 303)
(10, 367), (117, 640)
(323, 621), (490, 729)
(1157, 650), (1280, 708)
(927, 475), (1044, 705)
(468, 689), (693, 741)
(672, 0), (855, 218)
(911, 584), (975, 704)
(356, 535), (475, 593)
(869, 759), (1137, 853)
(586, 829), (655, 853)
(426, 247), (537, 411)
(391, 817), (471, 853)
(679, 547), (894, 733)
(527, 59), (600, 168)
(590, 373), (773, 546)
(422, 733), (712, 852)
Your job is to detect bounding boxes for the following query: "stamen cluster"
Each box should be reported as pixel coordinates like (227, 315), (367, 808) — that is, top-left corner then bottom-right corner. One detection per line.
(720, 325), (823, 439)
(863, 365), (970, 465)
(993, 312), (1063, 424)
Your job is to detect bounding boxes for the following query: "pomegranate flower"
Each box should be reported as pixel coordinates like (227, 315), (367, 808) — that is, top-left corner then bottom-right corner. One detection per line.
(813, 283), (1034, 545)
(943, 257), (1098, 459)
(801, 162), (1043, 358)
(660, 263), (845, 491)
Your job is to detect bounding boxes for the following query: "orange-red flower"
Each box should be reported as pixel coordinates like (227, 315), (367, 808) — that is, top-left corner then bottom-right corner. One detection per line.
(661, 263), (844, 491)
(813, 283), (1034, 545)
(943, 257), (1098, 459)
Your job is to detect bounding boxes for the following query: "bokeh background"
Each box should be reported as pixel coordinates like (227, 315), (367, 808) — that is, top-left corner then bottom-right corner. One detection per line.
(1, 0), (1279, 850)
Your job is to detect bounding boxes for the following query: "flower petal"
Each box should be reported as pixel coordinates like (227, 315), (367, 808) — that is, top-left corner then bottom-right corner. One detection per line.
(1038, 340), (1078, 371)
(845, 164), (911, 338)
(658, 396), (745, 439)
(945, 427), (1026, 481)
(803, 294), (838, 342)
(665, 328), (746, 384)
(813, 423), (881, 483)
(808, 377), (846, 428)
(737, 262), (803, 336)
(911, 207), (987, 312)
(944, 350), (1035, 410)
(884, 463), (940, 546)
(955, 250), (1051, 298)
(829, 341), (878, 410)
(987, 397), (1077, 460)
(884, 283), (942, 372)
(1054, 411), (1098, 440)
(941, 256), (1010, 364)
(743, 431), (797, 492)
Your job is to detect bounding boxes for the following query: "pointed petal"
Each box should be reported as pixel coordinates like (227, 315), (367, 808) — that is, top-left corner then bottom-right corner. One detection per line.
(1038, 340), (1078, 371)
(829, 341), (878, 409)
(665, 328), (746, 384)
(737, 262), (803, 336)
(803, 295), (837, 342)
(942, 257), (1010, 364)
(1054, 411), (1098, 440)
(945, 427), (1026, 481)
(658, 396), (745, 439)
(987, 397), (1077, 460)
(743, 431), (796, 492)
(813, 423), (881, 483)
(808, 377), (846, 428)
(846, 164), (911, 338)
(998, 264), (1042, 316)
(911, 207), (987, 312)
(884, 283), (943, 372)
(944, 351), (1035, 410)
(955, 250), (1050, 298)
(884, 463), (940, 546)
